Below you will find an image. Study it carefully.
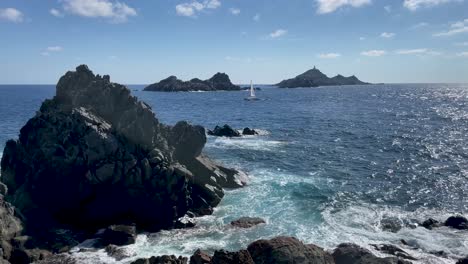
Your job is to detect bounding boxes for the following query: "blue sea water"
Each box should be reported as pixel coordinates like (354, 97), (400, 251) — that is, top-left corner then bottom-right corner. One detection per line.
(0, 84), (467, 263)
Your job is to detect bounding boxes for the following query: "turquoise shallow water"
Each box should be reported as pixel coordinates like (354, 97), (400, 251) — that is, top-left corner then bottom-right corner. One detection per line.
(0, 84), (467, 263)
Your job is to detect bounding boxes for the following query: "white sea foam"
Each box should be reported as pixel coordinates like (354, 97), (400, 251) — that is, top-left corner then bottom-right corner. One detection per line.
(207, 137), (285, 151)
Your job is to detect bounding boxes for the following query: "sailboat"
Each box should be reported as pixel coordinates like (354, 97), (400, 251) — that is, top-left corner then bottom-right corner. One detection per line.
(245, 80), (260, 101)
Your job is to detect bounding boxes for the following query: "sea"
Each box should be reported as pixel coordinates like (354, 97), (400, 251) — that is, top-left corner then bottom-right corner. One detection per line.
(0, 84), (467, 263)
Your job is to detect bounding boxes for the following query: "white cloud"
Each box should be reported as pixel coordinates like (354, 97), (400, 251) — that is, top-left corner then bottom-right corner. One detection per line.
(253, 13), (260, 21)
(317, 53), (341, 59)
(50, 8), (64, 17)
(316, 0), (371, 14)
(176, 0), (221, 17)
(457, 51), (468, 57)
(0, 8), (24, 23)
(229, 8), (240, 15)
(395, 48), (441, 55)
(380, 32), (396, 38)
(384, 5), (392, 12)
(269, 29), (287, 38)
(433, 19), (468, 36)
(47, 46), (63, 52)
(403, 0), (463, 10)
(361, 50), (386, 56)
(410, 22), (429, 29)
(63, 0), (137, 23)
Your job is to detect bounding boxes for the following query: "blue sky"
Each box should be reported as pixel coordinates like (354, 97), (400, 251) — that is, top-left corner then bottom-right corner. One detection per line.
(0, 0), (467, 84)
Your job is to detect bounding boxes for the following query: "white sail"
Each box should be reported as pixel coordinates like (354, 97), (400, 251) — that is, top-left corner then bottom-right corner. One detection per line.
(250, 80), (255, 97)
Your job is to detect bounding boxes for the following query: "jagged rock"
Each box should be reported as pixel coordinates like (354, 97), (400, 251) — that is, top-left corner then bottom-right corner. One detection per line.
(242, 128), (258, 136)
(207, 125), (241, 137)
(144, 73), (240, 92)
(247, 236), (334, 264)
(444, 215), (468, 230)
(333, 243), (412, 264)
(0, 65), (246, 253)
(421, 218), (441, 230)
(99, 225), (136, 246)
(457, 257), (468, 264)
(190, 249), (212, 264)
(230, 217), (265, 228)
(105, 244), (131, 261)
(0, 197), (23, 261)
(9, 248), (52, 264)
(130, 255), (188, 264)
(35, 254), (76, 264)
(371, 244), (417, 260)
(211, 249), (254, 264)
(276, 67), (369, 88)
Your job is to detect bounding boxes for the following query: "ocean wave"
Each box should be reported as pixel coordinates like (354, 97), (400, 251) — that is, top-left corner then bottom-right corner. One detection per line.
(207, 137), (286, 151)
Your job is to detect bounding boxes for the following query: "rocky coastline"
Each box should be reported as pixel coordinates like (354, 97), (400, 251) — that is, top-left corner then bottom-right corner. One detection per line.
(143, 73), (241, 92)
(0, 65), (466, 264)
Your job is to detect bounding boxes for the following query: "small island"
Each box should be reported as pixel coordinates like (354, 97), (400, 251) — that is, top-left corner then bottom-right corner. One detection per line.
(144, 73), (241, 92)
(276, 67), (369, 88)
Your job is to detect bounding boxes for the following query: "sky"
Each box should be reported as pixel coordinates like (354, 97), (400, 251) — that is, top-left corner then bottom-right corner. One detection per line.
(0, 0), (467, 84)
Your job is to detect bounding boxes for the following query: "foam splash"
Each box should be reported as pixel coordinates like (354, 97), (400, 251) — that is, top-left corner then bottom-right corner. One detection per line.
(207, 137), (286, 151)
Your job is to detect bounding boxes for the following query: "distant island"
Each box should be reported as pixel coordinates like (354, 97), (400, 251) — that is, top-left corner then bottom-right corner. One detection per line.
(144, 73), (241, 92)
(276, 67), (369, 88)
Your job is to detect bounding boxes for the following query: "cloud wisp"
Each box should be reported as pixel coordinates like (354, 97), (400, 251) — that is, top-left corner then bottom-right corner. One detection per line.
(434, 18), (468, 36)
(380, 32), (396, 38)
(0, 8), (24, 23)
(176, 0), (221, 17)
(403, 0), (463, 10)
(269, 29), (288, 39)
(361, 50), (386, 57)
(316, 0), (371, 14)
(317, 53), (341, 59)
(41, 46), (64, 56)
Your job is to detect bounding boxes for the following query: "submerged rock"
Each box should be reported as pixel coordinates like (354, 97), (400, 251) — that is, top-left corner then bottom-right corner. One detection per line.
(230, 217), (265, 228)
(457, 257), (468, 264)
(371, 244), (417, 260)
(421, 218), (441, 230)
(105, 244), (131, 261)
(0, 65), (247, 254)
(207, 125), (241, 137)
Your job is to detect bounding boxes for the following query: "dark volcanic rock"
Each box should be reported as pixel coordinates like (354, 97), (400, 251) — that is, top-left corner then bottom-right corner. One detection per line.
(144, 73), (241, 92)
(457, 257), (468, 264)
(242, 128), (257, 136)
(131, 255), (188, 264)
(230, 217), (265, 228)
(100, 225), (136, 246)
(35, 254), (76, 264)
(0, 197), (23, 261)
(371, 244), (417, 260)
(444, 215), (468, 230)
(276, 67), (369, 88)
(421, 218), (441, 230)
(211, 249), (254, 264)
(207, 125), (241, 137)
(190, 249), (212, 264)
(333, 243), (412, 264)
(105, 244), (131, 261)
(247, 236), (334, 264)
(0, 65), (247, 253)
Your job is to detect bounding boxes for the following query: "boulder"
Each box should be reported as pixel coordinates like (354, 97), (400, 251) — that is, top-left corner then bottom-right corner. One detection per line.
(371, 244), (417, 260)
(211, 249), (254, 264)
(421, 218), (441, 230)
(242, 128), (258, 136)
(247, 236), (334, 264)
(457, 257), (468, 264)
(208, 125), (241, 137)
(105, 244), (131, 261)
(190, 249), (212, 264)
(0, 65), (246, 253)
(100, 225), (136, 246)
(130, 255), (188, 264)
(230, 217), (265, 228)
(332, 243), (412, 264)
(444, 215), (468, 230)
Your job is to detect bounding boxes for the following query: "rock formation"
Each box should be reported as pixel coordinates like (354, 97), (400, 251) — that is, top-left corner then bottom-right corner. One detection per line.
(144, 73), (241, 92)
(276, 67), (369, 88)
(0, 65), (247, 262)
